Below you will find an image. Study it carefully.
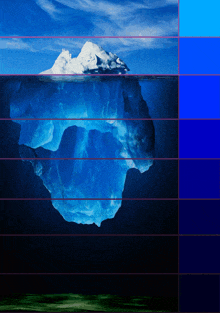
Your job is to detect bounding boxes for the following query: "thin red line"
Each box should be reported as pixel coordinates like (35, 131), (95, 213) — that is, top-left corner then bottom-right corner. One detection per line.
(1, 273), (220, 275)
(1, 36), (220, 38)
(0, 198), (219, 201)
(0, 311), (180, 313)
(0, 36), (178, 39)
(2, 118), (220, 120)
(1, 73), (220, 76)
(0, 273), (178, 275)
(0, 310), (215, 313)
(0, 198), (177, 201)
(0, 234), (177, 237)
(0, 118), (178, 120)
(0, 311), (179, 313)
(1, 74), (178, 76)
(0, 310), (203, 313)
(1, 234), (220, 237)
(1, 158), (177, 160)
(1, 158), (220, 160)
(0, 273), (219, 275)
(0, 117), (177, 120)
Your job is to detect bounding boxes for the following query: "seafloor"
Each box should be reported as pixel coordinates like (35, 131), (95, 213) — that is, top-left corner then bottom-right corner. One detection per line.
(0, 294), (178, 312)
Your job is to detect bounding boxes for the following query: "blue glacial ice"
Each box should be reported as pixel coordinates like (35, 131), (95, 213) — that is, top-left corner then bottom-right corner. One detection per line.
(8, 43), (155, 226)
(9, 76), (155, 226)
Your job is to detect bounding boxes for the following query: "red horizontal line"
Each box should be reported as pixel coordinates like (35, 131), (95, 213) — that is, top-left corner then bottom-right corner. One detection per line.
(0, 234), (178, 237)
(0, 74), (178, 76)
(0, 311), (180, 313)
(1, 74), (220, 76)
(1, 158), (220, 160)
(0, 273), (219, 275)
(0, 198), (219, 201)
(0, 36), (178, 39)
(1, 118), (220, 121)
(0, 309), (198, 313)
(1, 158), (177, 160)
(1, 36), (220, 39)
(0, 118), (178, 120)
(1, 234), (220, 237)
(0, 310), (176, 313)
(0, 198), (177, 201)
(0, 273), (178, 275)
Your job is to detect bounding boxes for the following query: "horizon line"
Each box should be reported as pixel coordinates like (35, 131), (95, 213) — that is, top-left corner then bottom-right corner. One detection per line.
(1, 74), (219, 76)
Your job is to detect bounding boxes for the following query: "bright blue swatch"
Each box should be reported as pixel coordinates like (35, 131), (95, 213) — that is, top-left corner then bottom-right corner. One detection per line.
(180, 275), (219, 312)
(179, 200), (220, 234)
(179, 76), (220, 118)
(179, 121), (220, 158)
(180, 39), (220, 74)
(179, 161), (219, 198)
(180, 237), (220, 273)
(180, 0), (220, 36)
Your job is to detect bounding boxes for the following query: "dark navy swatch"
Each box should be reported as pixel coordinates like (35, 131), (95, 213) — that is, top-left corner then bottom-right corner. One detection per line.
(180, 275), (219, 312)
(179, 200), (220, 234)
(180, 39), (220, 74)
(179, 76), (220, 118)
(180, 237), (220, 273)
(179, 121), (220, 158)
(179, 160), (220, 198)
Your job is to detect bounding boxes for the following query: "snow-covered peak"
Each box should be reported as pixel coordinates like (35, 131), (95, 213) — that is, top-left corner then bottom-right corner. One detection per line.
(40, 41), (130, 74)
(80, 41), (105, 54)
(58, 49), (72, 61)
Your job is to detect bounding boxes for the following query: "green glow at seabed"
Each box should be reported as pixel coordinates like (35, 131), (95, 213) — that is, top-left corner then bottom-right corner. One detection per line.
(0, 294), (176, 312)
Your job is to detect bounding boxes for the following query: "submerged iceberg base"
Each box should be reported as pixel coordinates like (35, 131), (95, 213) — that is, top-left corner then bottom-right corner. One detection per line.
(23, 130), (153, 226)
(52, 199), (122, 227)
(8, 76), (155, 226)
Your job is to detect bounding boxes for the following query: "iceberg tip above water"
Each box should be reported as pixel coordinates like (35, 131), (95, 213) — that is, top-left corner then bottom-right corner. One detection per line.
(40, 41), (130, 75)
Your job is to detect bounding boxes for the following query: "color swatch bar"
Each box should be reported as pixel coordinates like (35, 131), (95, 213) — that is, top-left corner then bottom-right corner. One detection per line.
(179, 3), (220, 311)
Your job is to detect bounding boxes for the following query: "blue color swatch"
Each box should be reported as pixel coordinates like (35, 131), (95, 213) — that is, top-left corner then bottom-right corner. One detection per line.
(180, 275), (219, 312)
(179, 200), (220, 234)
(180, 0), (220, 36)
(180, 39), (220, 74)
(179, 161), (220, 198)
(179, 76), (220, 118)
(179, 121), (220, 158)
(180, 237), (220, 273)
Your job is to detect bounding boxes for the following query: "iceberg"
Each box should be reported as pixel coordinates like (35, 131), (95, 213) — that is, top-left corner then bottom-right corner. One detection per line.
(8, 42), (155, 226)
(40, 41), (130, 74)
